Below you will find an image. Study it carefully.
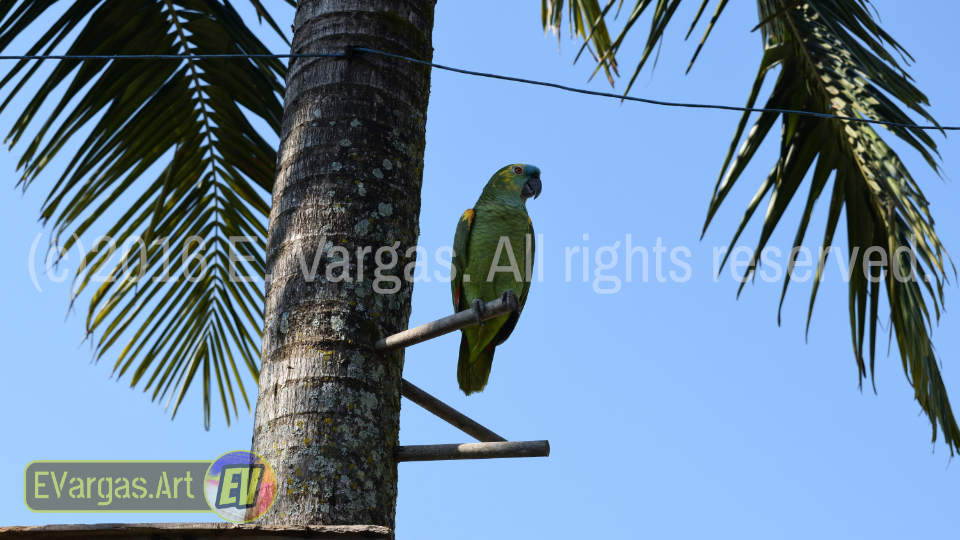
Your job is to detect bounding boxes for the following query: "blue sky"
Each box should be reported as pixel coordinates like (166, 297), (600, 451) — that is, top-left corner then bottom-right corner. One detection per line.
(2, 1), (958, 538)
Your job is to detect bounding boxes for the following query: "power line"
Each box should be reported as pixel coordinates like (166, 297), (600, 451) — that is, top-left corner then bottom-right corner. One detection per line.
(0, 48), (954, 132)
(353, 48), (955, 132)
(0, 53), (346, 60)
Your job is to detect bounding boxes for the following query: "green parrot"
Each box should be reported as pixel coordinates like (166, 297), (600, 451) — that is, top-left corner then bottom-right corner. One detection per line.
(451, 164), (542, 395)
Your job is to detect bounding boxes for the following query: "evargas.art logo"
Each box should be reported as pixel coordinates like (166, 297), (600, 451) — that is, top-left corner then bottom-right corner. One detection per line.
(23, 451), (276, 522)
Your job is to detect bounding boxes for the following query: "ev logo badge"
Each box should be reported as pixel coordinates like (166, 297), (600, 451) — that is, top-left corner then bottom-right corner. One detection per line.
(204, 451), (276, 523)
(215, 464), (264, 510)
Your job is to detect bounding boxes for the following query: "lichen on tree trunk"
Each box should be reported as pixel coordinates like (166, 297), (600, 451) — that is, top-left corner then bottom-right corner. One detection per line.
(252, 0), (435, 527)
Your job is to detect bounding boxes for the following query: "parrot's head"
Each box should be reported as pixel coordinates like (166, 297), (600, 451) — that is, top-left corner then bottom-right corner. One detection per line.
(481, 164), (542, 206)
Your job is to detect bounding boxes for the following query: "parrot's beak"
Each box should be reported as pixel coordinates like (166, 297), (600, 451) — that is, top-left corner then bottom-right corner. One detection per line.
(521, 175), (542, 200)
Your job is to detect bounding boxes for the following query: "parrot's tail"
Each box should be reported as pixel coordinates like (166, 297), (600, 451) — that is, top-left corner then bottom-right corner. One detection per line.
(457, 334), (495, 396)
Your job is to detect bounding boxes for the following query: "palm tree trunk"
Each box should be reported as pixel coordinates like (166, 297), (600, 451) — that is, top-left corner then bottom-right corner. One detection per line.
(252, 0), (435, 527)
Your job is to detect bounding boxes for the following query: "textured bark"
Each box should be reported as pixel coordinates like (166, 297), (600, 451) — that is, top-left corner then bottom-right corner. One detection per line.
(251, 0), (435, 527)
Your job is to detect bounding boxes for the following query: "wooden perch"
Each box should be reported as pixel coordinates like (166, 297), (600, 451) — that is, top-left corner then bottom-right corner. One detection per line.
(395, 440), (550, 462)
(401, 379), (506, 443)
(375, 297), (513, 353)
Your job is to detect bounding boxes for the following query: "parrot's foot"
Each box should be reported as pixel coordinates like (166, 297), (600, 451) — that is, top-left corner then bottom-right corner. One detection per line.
(501, 289), (519, 312)
(471, 298), (486, 326)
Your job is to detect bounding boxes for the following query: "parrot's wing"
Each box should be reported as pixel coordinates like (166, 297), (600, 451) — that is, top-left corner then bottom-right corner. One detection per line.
(451, 209), (475, 313)
(518, 216), (535, 311)
(493, 217), (534, 346)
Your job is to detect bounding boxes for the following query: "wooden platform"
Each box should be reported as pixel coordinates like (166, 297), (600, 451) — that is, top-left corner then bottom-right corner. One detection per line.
(0, 523), (391, 540)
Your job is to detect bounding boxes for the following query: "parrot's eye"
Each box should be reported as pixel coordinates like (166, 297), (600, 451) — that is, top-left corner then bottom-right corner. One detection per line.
(513, 166), (523, 174)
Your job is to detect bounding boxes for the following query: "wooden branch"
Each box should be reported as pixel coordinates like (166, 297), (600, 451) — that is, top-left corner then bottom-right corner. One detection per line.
(374, 297), (513, 353)
(401, 379), (506, 443)
(395, 440), (550, 462)
(0, 523), (391, 540)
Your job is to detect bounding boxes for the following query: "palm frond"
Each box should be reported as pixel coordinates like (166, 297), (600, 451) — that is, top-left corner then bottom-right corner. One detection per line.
(542, 0), (730, 93)
(711, 1), (957, 453)
(0, 0), (289, 429)
(542, 0), (620, 84)
(548, 0), (958, 453)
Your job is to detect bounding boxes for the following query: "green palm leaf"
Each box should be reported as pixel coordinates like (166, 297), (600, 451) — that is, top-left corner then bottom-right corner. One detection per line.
(542, 0), (620, 84)
(543, 0), (730, 92)
(545, 0), (959, 453)
(0, 0), (291, 429)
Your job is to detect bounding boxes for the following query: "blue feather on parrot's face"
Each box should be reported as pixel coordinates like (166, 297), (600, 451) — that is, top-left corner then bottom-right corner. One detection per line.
(478, 164), (543, 207)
